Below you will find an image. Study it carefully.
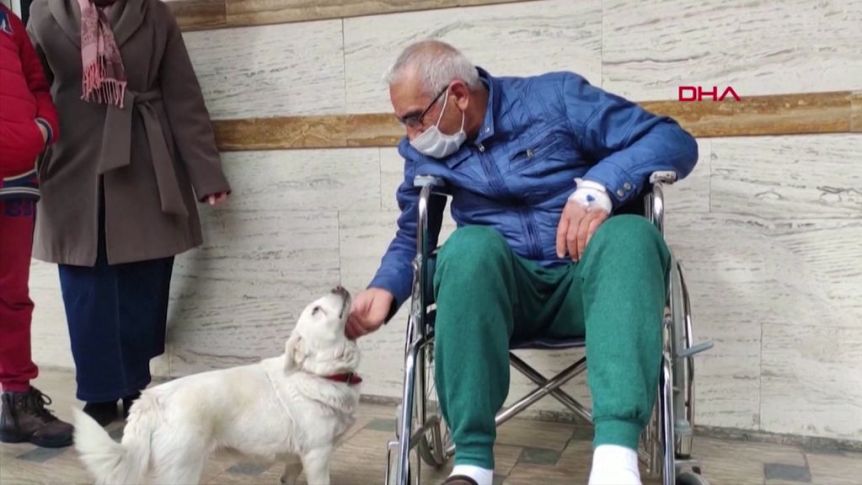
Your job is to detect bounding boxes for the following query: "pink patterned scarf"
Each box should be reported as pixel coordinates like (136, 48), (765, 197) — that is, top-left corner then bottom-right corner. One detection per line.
(77, 0), (126, 107)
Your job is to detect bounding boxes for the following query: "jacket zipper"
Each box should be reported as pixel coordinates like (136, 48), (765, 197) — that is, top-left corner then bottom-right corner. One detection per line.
(476, 142), (543, 260)
(475, 142), (507, 196)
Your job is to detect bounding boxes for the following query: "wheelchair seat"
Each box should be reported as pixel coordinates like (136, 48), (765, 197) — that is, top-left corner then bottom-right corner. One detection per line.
(509, 337), (586, 350)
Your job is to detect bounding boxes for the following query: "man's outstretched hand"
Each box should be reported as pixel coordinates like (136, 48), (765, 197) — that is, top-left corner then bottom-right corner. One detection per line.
(346, 288), (394, 340)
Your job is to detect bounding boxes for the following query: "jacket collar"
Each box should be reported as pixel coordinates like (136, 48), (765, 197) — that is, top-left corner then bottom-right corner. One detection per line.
(49, 0), (146, 48)
(474, 66), (498, 145)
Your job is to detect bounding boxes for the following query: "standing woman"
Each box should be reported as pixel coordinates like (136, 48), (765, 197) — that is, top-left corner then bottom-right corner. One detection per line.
(28, 0), (231, 424)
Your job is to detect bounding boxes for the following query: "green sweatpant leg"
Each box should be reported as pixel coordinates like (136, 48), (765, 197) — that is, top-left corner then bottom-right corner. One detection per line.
(432, 215), (671, 470)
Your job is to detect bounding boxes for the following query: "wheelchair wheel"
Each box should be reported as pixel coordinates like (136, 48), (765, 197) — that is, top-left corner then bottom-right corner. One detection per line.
(415, 339), (454, 468)
(676, 470), (710, 485)
(417, 403), (452, 467)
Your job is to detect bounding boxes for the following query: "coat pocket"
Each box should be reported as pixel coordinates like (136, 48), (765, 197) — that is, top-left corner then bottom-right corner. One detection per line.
(508, 132), (565, 172)
(0, 121), (44, 176)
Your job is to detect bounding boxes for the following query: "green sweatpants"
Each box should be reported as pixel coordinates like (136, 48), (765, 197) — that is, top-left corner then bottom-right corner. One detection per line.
(432, 215), (671, 469)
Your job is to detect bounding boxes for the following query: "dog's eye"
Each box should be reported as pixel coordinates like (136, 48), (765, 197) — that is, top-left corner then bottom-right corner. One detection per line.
(312, 306), (323, 315)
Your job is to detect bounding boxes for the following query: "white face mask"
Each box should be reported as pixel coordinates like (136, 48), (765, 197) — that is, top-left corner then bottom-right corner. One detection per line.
(409, 88), (466, 159)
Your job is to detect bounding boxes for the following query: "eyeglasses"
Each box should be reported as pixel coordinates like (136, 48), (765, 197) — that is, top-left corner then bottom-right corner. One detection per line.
(397, 85), (449, 130)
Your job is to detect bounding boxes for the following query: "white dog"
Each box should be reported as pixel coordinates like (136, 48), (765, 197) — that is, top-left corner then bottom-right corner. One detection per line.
(74, 286), (361, 485)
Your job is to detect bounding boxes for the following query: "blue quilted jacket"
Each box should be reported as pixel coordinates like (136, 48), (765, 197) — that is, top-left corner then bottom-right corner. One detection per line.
(370, 68), (699, 310)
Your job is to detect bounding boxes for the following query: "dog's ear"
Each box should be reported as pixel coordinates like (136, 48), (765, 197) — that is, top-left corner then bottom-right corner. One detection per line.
(302, 340), (361, 375)
(284, 334), (305, 372)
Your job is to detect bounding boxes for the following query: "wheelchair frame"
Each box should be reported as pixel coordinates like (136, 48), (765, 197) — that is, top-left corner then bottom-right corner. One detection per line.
(384, 171), (713, 485)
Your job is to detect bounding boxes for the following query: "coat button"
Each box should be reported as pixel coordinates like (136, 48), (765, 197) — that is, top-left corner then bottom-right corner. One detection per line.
(478, 144), (485, 152)
(616, 189), (625, 197)
(624, 182), (632, 190)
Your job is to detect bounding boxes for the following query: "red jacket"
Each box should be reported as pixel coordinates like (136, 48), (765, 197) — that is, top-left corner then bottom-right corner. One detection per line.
(0, 4), (58, 179)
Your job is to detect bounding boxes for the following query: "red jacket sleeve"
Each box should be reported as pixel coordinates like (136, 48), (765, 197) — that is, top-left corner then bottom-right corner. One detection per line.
(13, 10), (58, 144)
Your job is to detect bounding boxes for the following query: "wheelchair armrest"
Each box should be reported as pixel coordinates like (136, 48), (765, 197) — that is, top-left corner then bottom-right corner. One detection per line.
(413, 175), (445, 189)
(412, 171), (678, 238)
(645, 171), (678, 236)
(414, 175), (448, 267)
(649, 170), (678, 186)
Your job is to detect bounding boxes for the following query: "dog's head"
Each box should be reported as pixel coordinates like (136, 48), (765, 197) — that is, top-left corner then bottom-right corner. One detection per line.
(284, 286), (359, 375)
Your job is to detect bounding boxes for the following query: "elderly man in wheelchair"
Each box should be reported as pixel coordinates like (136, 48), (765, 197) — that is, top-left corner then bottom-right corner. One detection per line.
(347, 40), (709, 485)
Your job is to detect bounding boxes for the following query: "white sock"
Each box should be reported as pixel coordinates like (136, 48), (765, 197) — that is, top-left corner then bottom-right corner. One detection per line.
(450, 464), (493, 485)
(588, 445), (641, 485)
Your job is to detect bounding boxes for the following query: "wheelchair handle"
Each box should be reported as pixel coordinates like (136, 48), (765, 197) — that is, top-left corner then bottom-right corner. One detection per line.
(414, 175), (445, 189)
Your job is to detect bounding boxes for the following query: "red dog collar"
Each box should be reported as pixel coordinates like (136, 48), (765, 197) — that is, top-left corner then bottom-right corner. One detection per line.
(323, 372), (363, 385)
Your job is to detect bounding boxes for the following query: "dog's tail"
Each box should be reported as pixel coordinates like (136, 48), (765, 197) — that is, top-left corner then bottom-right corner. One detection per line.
(74, 397), (155, 485)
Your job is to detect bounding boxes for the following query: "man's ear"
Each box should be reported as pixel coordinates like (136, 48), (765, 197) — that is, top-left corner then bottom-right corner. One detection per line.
(451, 80), (471, 110)
(284, 334), (305, 372)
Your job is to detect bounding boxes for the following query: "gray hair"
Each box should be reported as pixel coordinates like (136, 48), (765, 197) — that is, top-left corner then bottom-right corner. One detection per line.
(385, 40), (480, 96)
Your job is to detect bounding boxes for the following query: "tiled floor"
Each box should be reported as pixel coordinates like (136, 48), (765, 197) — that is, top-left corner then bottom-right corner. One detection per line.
(2, 370), (861, 485)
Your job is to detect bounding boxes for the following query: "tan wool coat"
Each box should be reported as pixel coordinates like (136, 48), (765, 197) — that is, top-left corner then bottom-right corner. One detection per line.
(28, 0), (230, 266)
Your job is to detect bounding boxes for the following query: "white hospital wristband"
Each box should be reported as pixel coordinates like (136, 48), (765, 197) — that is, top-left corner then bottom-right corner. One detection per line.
(568, 179), (612, 213)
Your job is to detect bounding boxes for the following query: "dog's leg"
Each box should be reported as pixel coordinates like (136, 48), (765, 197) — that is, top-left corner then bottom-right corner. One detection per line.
(152, 446), (207, 485)
(280, 454), (303, 485)
(300, 447), (333, 485)
(153, 460), (206, 485)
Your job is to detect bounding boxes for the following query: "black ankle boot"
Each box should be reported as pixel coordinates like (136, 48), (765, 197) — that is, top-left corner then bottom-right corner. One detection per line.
(122, 392), (140, 419)
(83, 401), (118, 426)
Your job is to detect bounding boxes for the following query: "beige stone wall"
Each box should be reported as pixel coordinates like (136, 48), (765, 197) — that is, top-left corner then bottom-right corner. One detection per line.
(29, 0), (862, 442)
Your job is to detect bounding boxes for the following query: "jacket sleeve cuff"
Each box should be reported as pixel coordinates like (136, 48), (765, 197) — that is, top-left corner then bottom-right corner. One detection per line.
(368, 272), (412, 323)
(582, 161), (640, 208)
(194, 176), (232, 203)
(569, 178), (613, 213)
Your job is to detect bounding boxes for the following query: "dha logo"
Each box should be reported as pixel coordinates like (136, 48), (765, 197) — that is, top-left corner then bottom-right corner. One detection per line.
(678, 86), (741, 102)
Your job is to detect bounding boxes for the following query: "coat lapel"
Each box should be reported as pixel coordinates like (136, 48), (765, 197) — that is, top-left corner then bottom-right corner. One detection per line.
(48, 0), (81, 47)
(112, 0), (146, 47)
(47, 0), (146, 49)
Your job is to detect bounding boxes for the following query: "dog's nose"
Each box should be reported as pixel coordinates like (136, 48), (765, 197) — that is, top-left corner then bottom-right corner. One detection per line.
(332, 285), (347, 295)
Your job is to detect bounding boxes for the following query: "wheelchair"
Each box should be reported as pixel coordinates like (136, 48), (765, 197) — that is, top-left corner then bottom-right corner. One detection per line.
(384, 171), (713, 485)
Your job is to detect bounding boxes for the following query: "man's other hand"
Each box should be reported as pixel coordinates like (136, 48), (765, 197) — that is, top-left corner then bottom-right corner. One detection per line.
(555, 200), (609, 261)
